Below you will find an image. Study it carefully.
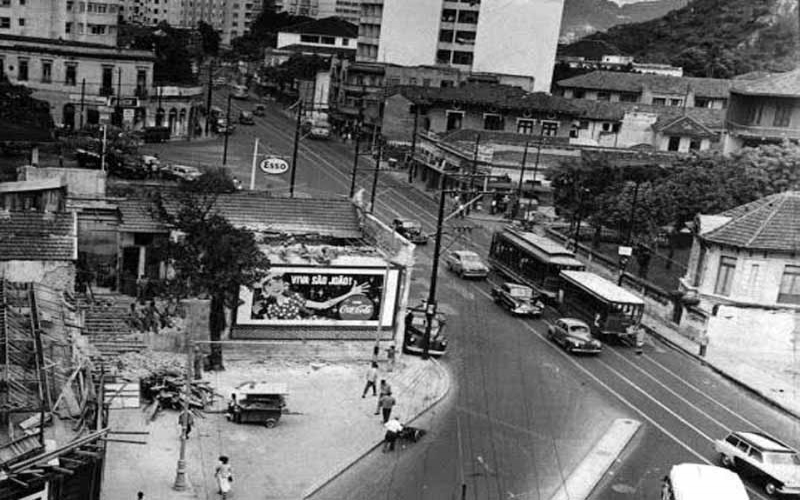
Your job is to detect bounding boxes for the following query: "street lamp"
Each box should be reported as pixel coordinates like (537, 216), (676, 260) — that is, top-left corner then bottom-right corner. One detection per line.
(173, 340), (194, 490)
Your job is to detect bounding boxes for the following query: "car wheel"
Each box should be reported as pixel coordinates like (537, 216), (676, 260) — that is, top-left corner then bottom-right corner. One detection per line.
(720, 454), (734, 468)
(265, 418), (277, 428)
(765, 481), (779, 496)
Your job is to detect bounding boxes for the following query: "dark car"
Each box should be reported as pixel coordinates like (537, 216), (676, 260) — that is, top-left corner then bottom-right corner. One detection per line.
(491, 282), (543, 317)
(253, 104), (267, 116)
(403, 307), (447, 357)
(392, 218), (428, 245)
(547, 318), (602, 354)
(239, 111), (254, 125)
(714, 431), (800, 496)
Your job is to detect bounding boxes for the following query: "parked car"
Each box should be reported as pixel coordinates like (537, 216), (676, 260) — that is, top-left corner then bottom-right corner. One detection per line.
(253, 104), (267, 116)
(403, 307), (447, 357)
(392, 218), (428, 245)
(215, 118), (235, 135)
(239, 111), (254, 125)
(163, 164), (203, 182)
(445, 250), (489, 279)
(661, 463), (749, 500)
(714, 431), (800, 496)
(547, 318), (602, 354)
(491, 282), (544, 317)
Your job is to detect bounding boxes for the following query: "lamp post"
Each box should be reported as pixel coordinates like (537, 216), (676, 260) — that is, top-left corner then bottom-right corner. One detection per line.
(222, 93), (232, 166)
(173, 340), (193, 490)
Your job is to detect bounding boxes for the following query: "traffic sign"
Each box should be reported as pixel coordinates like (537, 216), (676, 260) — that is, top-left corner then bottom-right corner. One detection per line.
(259, 157), (289, 175)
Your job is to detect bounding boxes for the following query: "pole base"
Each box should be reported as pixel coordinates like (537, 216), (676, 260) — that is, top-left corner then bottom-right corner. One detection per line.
(173, 458), (188, 491)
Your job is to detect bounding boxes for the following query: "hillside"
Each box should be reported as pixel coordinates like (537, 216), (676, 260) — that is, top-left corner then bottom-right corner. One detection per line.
(569, 0), (799, 77)
(560, 0), (689, 43)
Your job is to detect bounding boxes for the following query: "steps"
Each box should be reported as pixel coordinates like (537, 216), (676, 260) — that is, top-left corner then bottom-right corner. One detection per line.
(78, 291), (147, 372)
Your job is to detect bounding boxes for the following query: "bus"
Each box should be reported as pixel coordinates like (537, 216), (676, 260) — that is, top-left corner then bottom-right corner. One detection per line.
(488, 227), (585, 302)
(557, 270), (644, 344)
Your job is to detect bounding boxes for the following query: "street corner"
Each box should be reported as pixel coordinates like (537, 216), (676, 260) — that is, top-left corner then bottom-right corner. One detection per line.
(389, 355), (452, 425)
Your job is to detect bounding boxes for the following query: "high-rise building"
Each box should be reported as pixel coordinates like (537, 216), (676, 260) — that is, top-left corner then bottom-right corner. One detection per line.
(272, 0), (359, 24)
(356, 0), (565, 92)
(0, 0), (120, 46)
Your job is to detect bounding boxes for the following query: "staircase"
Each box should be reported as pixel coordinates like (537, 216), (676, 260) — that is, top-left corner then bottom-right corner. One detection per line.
(79, 291), (147, 372)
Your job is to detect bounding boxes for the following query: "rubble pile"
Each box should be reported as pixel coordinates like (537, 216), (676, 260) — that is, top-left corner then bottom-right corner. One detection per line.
(113, 351), (185, 380)
(141, 374), (215, 416)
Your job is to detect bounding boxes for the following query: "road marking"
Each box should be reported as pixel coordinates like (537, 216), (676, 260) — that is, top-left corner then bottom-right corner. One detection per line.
(549, 419), (641, 500)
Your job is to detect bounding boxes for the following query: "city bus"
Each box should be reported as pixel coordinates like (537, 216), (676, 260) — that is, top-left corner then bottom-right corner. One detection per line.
(488, 227), (585, 302)
(557, 270), (644, 344)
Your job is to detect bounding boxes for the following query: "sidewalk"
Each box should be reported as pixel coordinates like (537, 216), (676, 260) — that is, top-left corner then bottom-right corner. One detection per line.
(102, 354), (450, 500)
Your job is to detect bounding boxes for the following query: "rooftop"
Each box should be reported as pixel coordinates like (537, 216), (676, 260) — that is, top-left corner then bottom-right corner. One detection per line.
(281, 16), (358, 38)
(731, 69), (800, 98)
(0, 34), (155, 61)
(560, 270), (645, 304)
(702, 191), (800, 252)
(0, 211), (77, 261)
(566, 98), (726, 130)
(277, 43), (356, 58)
(556, 70), (732, 98)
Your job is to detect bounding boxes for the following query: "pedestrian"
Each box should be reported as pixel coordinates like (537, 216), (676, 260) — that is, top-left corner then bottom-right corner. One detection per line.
(375, 379), (391, 415)
(146, 300), (160, 334)
(378, 390), (396, 423)
(633, 326), (644, 355)
(215, 456), (233, 499)
(128, 303), (142, 331)
(135, 275), (146, 301)
(490, 198), (497, 215)
(372, 344), (380, 363)
(386, 342), (396, 372)
(362, 362), (378, 398)
(137, 492), (144, 500)
(179, 410), (195, 439)
(193, 345), (204, 380)
(698, 332), (709, 357)
(383, 416), (403, 452)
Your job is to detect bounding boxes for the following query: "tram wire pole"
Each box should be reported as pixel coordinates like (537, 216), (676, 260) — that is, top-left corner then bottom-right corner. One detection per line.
(516, 141), (530, 217)
(289, 99), (303, 198)
(369, 135), (383, 213)
(422, 174), (448, 359)
(173, 339), (193, 490)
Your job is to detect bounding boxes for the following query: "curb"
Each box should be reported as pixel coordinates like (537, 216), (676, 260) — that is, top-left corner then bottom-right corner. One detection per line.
(301, 358), (452, 499)
(642, 323), (800, 422)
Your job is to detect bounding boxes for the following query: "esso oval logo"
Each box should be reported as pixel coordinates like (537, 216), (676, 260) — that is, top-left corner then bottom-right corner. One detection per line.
(260, 158), (289, 175)
(338, 294), (375, 321)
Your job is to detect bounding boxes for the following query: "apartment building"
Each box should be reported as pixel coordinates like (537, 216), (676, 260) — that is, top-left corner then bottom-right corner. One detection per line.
(271, 0), (358, 23)
(0, 0), (120, 46)
(355, 0), (564, 92)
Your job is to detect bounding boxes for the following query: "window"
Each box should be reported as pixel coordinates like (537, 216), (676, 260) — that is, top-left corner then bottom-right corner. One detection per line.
(778, 265), (800, 304)
(695, 97), (710, 108)
(439, 29), (454, 43)
(573, 89), (585, 99)
(65, 21), (72, 32)
(17, 58), (28, 80)
(667, 136), (681, 151)
(601, 122), (611, 132)
(714, 256), (737, 296)
(0, 17), (9, 28)
(41, 60), (52, 83)
(452, 51), (473, 65)
(445, 110), (463, 131)
(483, 113), (503, 131)
(436, 50), (451, 64)
(541, 121), (558, 136)
(773, 106), (793, 127)
(65, 63), (77, 85)
(457, 10), (478, 23)
(619, 93), (637, 103)
(101, 65), (113, 95)
(597, 91), (610, 101)
(455, 31), (475, 45)
(18, 17), (23, 26)
(689, 139), (701, 151)
(136, 68), (147, 96)
(441, 9), (456, 22)
(441, 80), (454, 88)
(408, 77), (417, 86)
(0, 0), (8, 6)
(300, 34), (319, 43)
(89, 24), (106, 35)
(320, 36), (335, 45)
(652, 97), (666, 106)
(422, 78), (431, 87)
(341, 38), (349, 46)
(670, 98), (683, 107)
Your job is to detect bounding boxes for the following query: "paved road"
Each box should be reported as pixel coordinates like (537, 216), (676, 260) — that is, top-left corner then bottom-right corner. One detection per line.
(146, 93), (800, 500)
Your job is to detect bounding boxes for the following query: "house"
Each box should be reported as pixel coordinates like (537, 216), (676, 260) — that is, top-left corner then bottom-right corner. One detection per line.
(680, 191), (800, 310)
(556, 71), (732, 110)
(277, 17), (358, 56)
(723, 69), (800, 153)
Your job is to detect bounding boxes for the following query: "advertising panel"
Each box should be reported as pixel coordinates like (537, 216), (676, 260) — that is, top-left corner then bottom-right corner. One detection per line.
(236, 266), (400, 327)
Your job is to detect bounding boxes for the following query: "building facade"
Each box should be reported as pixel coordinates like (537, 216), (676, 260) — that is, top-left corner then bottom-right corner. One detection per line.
(272, 0), (359, 23)
(0, 0), (120, 46)
(356, 0), (564, 92)
(723, 69), (800, 153)
(276, 16), (357, 51)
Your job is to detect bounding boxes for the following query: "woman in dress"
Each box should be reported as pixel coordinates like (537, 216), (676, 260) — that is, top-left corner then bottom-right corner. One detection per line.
(258, 273), (370, 320)
(215, 455), (233, 499)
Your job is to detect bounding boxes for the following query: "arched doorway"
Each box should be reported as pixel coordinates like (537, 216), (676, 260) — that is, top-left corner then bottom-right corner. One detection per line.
(155, 108), (165, 127)
(62, 103), (75, 130)
(134, 108), (146, 129)
(168, 108), (177, 135)
(178, 109), (187, 136)
(87, 107), (99, 125)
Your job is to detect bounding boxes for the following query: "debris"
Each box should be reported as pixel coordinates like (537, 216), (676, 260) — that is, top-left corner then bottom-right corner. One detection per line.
(140, 372), (216, 419)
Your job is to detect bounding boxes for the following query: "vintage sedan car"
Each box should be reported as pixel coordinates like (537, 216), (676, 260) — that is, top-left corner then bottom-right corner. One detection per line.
(239, 111), (255, 125)
(445, 250), (489, 279)
(392, 218), (428, 245)
(403, 307), (447, 357)
(491, 282), (543, 317)
(661, 463), (749, 500)
(714, 430), (800, 496)
(547, 318), (602, 354)
(253, 104), (267, 116)
(163, 164), (203, 182)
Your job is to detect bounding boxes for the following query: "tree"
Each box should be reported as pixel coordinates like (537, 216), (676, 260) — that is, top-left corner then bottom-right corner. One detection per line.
(123, 22), (196, 84)
(197, 21), (220, 56)
(0, 77), (54, 138)
(154, 169), (270, 370)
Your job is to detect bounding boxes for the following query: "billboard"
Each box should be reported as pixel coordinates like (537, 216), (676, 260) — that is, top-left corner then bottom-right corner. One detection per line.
(236, 266), (401, 327)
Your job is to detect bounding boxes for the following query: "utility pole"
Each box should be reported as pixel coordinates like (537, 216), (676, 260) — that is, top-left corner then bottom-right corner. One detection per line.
(466, 134), (481, 214)
(408, 104), (420, 183)
(516, 141), (530, 208)
(289, 100), (303, 198)
(349, 108), (364, 198)
(572, 188), (588, 252)
(100, 124), (107, 172)
(116, 68), (122, 127)
(79, 78), (86, 129)
(369, 135), (383, 213)
(625, 180), (641, 246)
(422, 173), (448, 360)
(205, 60), (214, 135)
(222, 93), (232, 166)
(173, 339), (193, 490)
(250, 137), (259, 190)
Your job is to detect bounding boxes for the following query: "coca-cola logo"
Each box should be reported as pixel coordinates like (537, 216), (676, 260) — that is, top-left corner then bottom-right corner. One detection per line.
(338, 294), (375, 320)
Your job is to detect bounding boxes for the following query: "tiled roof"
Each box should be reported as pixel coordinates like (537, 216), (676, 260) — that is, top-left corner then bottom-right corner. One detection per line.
(0, 211), (76, 261)
(702, 191), (800, 252)
(395, 84), (581, 116)
(731, 69), (800, 98)
(556, 71), (732, 98)
(565, 98), (725, 129)
(282, 17), (358, 38)
(118, 193), (363, 239)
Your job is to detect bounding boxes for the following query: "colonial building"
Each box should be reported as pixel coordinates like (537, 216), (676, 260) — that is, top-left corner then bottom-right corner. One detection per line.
(277, 17), (357, 55)
(680, 191), (800, 310)
(557, 71), (732, 110)
(723, 69), (800, 153)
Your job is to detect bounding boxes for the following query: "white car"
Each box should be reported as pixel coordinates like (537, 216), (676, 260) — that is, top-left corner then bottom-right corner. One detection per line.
(445, 250), (489, 279)
(715, 431), (800, 496)
(661, 463), (749, 500)
(164, 164), (203, 182)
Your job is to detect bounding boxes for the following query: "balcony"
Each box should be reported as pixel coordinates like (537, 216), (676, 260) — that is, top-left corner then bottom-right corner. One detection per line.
(725, 119), (800, 141)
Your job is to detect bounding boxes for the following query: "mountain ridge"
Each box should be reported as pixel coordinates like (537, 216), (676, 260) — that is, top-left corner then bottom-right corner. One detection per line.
(560, 0), (689, 43)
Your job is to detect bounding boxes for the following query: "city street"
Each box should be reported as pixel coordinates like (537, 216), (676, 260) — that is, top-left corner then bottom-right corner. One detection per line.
(146, 91), (800, 500)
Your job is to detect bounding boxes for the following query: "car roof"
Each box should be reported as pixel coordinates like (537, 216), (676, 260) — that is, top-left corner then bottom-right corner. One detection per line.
(453, 250), (479, 258)
(504, 282), (532, 290)
(669, 464), (748, 500)
(733, 431), (795, 452)
(559, 318), (590, 328)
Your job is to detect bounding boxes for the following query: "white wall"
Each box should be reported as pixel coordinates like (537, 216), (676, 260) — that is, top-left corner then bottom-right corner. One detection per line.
(379, 0), (440, 65)
(472, 0), (565, 92)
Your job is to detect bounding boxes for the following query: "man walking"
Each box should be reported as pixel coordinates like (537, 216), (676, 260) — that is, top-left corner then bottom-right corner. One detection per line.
(362, 362), (378, 398)
(378, 390), (396, 423)
(375, 379), (391, 415)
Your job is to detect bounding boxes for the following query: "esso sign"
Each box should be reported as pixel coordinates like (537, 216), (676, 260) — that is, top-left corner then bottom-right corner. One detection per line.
(260, 157), (289, 175)
(338, 294), (375, 321)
